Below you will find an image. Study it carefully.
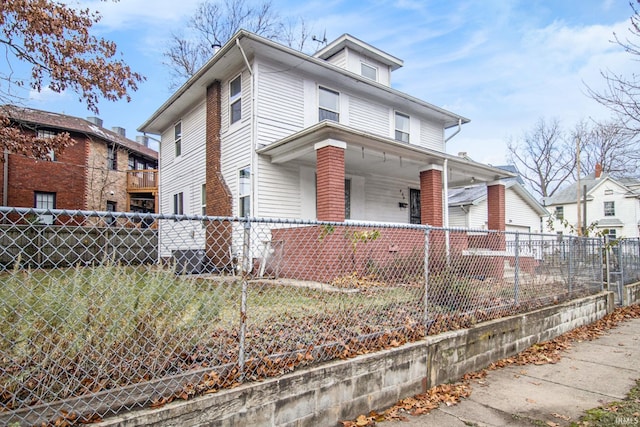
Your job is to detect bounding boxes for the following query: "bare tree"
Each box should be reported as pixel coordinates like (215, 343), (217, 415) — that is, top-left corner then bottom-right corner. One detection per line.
(588, 1), (640, 134)
(163, 0), (311, 88)
(580, 119), (640, 178)
(0, 0), (144, 158)
(507, 117), (577, 200)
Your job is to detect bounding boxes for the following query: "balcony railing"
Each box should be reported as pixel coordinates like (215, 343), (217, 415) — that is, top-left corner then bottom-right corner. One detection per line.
(126, 169), (158, 192)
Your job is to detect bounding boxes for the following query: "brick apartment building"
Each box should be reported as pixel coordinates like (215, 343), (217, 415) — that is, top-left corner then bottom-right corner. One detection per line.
(1, 106), (158, 223)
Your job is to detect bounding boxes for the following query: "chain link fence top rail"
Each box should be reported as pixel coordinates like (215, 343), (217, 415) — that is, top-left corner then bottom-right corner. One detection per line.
(0, 207), (607, 425)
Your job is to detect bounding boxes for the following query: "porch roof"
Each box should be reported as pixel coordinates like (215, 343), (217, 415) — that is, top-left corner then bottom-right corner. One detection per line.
(257, 121), (514, 187)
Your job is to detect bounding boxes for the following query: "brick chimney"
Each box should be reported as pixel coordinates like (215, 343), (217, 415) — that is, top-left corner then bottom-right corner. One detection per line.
(595, 163), (602, 178)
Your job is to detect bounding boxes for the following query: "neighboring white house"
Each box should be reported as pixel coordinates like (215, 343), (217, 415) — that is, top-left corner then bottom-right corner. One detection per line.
(448, 180), (548, 233)
(139, 31), (514, 262)
(545, 165), (640, 239)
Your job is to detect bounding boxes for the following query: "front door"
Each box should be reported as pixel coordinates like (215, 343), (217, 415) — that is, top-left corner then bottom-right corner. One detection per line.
(409, 188), (421, 224)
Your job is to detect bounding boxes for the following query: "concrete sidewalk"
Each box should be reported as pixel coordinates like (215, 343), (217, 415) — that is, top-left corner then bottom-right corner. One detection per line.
(383, 318), (640, 426)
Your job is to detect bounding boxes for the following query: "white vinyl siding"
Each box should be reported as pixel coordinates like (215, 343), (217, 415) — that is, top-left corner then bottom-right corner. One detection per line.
(256, 62), (305, 146)
(158, 102), (207, 257)
(257, 157), (301, 218)
(349, 96), (388, 135)
(506, 190), (542, 233)
(363, 175), (418, 223)
(448, 206), (468, 228)
(324, 49), (347, 69)
(419, 119), (444, 151)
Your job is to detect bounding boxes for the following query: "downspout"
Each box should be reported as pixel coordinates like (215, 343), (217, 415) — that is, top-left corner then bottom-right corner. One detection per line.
(443, 158), (450, 266)
(3, 149), (8, 206)
(443, 118), (461, 265)
(236, 38), (257, 220)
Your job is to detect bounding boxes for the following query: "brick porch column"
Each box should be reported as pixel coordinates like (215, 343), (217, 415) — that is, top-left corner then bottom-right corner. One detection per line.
(487, 181), (506, 236)
(205, 81), (233, 268)
(419, 165), (443, 226)
(315, 140), (346, 222)
(487, 181), (506, 278)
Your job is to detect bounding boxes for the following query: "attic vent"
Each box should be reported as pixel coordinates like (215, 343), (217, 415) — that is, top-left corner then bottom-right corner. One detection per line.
(112, 126), (126, 137)
(86, 116), (103, 127)
(136, 135), (149, 147)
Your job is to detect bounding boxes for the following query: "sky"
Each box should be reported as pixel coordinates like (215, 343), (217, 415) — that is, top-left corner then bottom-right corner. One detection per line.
(12, 0), (638, 166)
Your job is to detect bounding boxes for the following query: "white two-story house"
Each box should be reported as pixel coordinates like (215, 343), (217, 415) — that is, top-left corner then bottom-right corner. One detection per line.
(545, 165), (640, 239)
(139, 31), (513, 270)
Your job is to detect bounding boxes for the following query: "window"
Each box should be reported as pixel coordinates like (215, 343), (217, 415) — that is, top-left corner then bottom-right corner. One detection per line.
(604, 201), (615, 216)
(606, 229), (617, 241)
(318, 86), (339, 122)
(173, 192), (184, 215)
(239, 167), (250, 217)
(395, 112), (410, 143)
(361, 62), (377, 81)
(34, 191), (55, 225)
(107, 145), (117, 170)
(174, 122), (182, 157)
(106, 200), (117, 226)
(201, 183), (207, 216)
(555, 206), (564, 220)
(37, 130), (57, 161)
(345, 179), (351, 220)
(409, 188), (421, 224)
(230, 75), (242, 124)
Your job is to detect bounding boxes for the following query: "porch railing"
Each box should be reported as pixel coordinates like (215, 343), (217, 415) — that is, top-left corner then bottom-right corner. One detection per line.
(126, 169), (157, 192)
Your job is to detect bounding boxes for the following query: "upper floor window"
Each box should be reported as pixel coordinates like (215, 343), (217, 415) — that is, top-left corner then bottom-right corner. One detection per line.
(361, 63), (377, 81)
(174, 122), (182, 157)
(239, 167), (250, 217)
(604, 201), (615, 216)
(230, 75), (242, 124)
(555, 206), (564, 220)
(37, 130), (57, 160)
(319, 86), (339, 122)
(395, 112), (410, 143)
(107, 145), (117, 170)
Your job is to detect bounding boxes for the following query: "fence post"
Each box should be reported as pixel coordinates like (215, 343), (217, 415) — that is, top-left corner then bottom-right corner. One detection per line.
(238, 219), (250, 382)
(423, 226), (430, 331)
(619, 239), (625, 288)
(598, 237), (604, 292)
(514, 232), (520, 305)
(568, 236), (573, 294)
(604, 234), (610, 292)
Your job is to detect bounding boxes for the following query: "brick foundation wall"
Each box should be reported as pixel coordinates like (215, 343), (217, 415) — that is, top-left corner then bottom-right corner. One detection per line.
(205, 81), (233, 267)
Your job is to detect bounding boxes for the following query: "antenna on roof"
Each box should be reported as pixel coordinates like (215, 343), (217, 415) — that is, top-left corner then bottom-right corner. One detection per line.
(312, 30), (327, 48)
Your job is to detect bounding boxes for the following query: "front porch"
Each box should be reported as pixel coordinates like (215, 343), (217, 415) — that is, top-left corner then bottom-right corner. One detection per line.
(257, 121), (513, 227)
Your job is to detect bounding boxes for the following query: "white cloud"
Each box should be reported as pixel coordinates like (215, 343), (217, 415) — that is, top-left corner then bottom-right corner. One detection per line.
(29, 87), (68, 104)
(78, 0), (202, 31)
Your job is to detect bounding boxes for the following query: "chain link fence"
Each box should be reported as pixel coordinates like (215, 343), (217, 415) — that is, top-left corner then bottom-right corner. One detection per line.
(0, 207), (607, 425)
(606, 237), (640, 302)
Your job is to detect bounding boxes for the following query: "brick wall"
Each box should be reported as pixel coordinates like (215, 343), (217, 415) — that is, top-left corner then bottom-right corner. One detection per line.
(85, 140), (128, 212)
(205, 81), (233, 267)
(6, 134), (87, 211)
(316, 145), (345, 222)
(269, 226), (426, 283)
